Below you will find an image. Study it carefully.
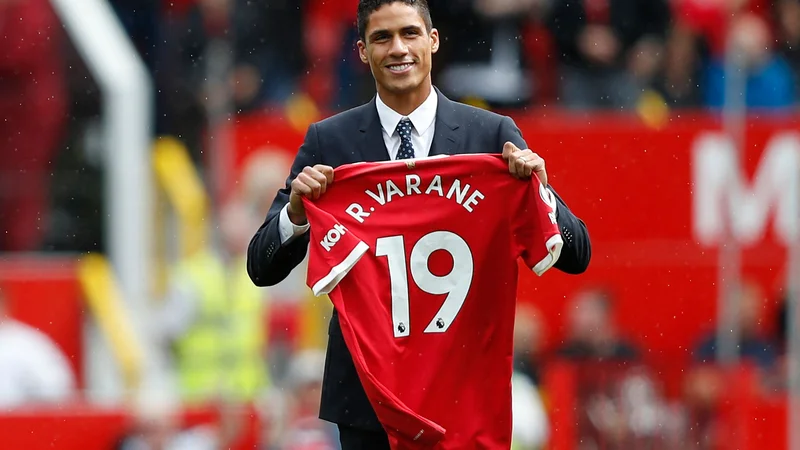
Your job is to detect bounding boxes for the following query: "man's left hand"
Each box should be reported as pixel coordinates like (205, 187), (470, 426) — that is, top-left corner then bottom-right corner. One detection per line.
(502, 141), (548, 185)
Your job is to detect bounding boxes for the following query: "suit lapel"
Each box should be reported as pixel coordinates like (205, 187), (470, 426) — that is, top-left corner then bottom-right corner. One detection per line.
(429, 88), (460, 156)
(357, 97), (390, 162)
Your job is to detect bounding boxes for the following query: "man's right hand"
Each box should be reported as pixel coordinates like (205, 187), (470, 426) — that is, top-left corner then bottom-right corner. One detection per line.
(287, 165), (335, 225)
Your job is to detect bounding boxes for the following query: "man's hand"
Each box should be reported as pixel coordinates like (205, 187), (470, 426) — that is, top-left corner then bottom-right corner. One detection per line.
(502, 142), (547, 185)
(287, 165), (334, 225)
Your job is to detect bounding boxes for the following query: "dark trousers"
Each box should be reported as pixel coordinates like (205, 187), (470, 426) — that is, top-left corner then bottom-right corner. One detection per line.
(338, 425), (390, 450)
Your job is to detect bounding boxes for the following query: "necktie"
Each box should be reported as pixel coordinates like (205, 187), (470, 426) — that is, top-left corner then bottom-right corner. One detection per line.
(395, 118), (415, 160)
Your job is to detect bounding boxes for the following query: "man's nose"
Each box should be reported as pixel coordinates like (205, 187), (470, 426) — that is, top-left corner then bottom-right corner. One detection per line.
(388, 35), (409, 56)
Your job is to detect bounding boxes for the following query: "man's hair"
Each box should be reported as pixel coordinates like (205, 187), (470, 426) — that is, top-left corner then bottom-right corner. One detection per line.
(357, 0), (433, 41)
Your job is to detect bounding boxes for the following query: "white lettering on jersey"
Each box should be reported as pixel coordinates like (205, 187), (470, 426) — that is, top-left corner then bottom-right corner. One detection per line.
(366, 184), (387, 205)
(321, 223), (347, 251)
(385, 180), (404, 202)
(346, 203), (370, 223)
(446, 179), (470, 204)
(425, 175), (444, 196)
(359, 174), (486, 215)
(463, 190), (485, 213)
(406, 174), (422, 195)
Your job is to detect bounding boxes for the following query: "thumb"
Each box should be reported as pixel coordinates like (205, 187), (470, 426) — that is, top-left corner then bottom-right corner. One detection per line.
(502, 141), (517, 159)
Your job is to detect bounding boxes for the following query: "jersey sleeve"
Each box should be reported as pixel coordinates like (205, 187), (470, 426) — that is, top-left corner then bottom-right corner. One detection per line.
(514, 176), (564, 276)
(303, 197), (370, 296)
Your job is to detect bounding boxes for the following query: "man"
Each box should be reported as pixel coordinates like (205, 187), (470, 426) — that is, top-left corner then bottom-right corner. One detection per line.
(247, 1), (591, 447)
(0, 285), (76, 409)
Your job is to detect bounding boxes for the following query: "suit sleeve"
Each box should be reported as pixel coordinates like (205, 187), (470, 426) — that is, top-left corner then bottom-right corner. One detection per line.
(303, 197), (370, 296)
(498, 116), (592, 274)
(246, 123), (320, 287)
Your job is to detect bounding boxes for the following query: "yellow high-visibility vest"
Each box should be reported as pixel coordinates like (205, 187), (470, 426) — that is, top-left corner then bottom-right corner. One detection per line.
(173, 249), (269, 403)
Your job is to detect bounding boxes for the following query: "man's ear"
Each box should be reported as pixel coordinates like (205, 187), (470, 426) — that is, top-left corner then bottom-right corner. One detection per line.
(357, 40), (369, 64)
(430, 28), (440, 54)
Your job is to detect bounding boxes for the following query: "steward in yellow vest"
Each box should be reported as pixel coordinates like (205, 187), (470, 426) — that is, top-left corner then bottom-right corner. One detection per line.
(171, 248), (269, 404)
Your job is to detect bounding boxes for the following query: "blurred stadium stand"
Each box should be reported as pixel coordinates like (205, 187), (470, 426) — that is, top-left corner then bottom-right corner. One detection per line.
(0, 0), (799, 449)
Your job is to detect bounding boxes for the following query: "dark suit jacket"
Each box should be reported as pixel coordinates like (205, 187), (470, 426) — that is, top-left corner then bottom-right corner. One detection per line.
(247, 87), (591, 430)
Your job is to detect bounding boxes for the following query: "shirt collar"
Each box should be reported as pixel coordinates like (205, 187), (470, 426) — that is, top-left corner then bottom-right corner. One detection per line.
(376, 87), (438, 136)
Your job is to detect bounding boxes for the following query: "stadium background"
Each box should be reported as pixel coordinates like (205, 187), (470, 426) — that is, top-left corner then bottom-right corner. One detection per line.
(0, 0), (798, 449)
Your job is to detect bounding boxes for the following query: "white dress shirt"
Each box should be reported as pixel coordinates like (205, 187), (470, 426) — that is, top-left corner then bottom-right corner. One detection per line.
(278, 89), (438, 245)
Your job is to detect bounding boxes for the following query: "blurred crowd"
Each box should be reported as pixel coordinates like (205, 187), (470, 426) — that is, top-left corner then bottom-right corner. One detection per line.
(2, 0), (800, 254)
(140, 0), (800, 115)
(509, 280), (790, 450)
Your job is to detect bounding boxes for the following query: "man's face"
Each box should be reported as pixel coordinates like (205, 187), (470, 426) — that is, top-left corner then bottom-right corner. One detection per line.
(357, 3), (439, 96)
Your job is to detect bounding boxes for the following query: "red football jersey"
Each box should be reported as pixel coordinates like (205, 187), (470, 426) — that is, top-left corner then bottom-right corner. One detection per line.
(303, 153), (562, 449)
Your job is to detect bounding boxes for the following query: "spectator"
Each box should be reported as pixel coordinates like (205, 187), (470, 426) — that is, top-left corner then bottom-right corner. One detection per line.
(692, 280), (778, 369)
(513, 303), (546, 384)
(774, 0), (800, 83)
(558, 288), (639, 362)
(431, 0), (545, 108)
(272, 350), (340, 450)
(157, 0), (307, 163)
(155, 197), (270, 405)
(511, 304), (549, 450)
(649, 21), (703, 108)
(0, 0), (67, 252)
(511, 370), (549, 450)
(0, 285), (76, 409)
(546, 0), (671, 110)
(682, 280), (780, 448)
(115, 395), (220, 450)
(240, 149), (310, 382)
(302, 0), (367, 110)
(702, 12), (796, 111)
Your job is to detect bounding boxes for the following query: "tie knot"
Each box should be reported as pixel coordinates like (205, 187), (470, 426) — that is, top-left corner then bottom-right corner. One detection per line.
(396, 118), (413, 137)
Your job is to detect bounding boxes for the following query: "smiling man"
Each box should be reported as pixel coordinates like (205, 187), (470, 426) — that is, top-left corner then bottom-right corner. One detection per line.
(247, 1), (591, 448)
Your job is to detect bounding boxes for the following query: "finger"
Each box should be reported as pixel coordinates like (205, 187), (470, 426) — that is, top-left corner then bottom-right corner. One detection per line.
(535, 167), (548, 186)
(508, 155), (520, 178)
(313, 164), (335, 185)
(514, 156), (527, 177)
(529, 160), (544, 176)
(308, 178), (323, 199)
(513, 150), (532, 178)
(502, 142), (517, 160)
(306, 167), (330, 194)
(508, 154), (520, 178)
(523, 161), (537, 178)
(523, 155), (543, 177)
(296, 173), (323, 199)
(291, 177), (313, 197)
(302, 166), (328, 194)
(528, 157), (547, 184)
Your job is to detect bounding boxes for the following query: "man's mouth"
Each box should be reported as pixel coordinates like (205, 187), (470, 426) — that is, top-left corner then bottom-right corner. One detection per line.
(386, 62), (414, 73)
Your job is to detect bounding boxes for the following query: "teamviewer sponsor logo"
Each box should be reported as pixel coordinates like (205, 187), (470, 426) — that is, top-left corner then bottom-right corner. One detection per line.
(321, 223), (347, 252)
